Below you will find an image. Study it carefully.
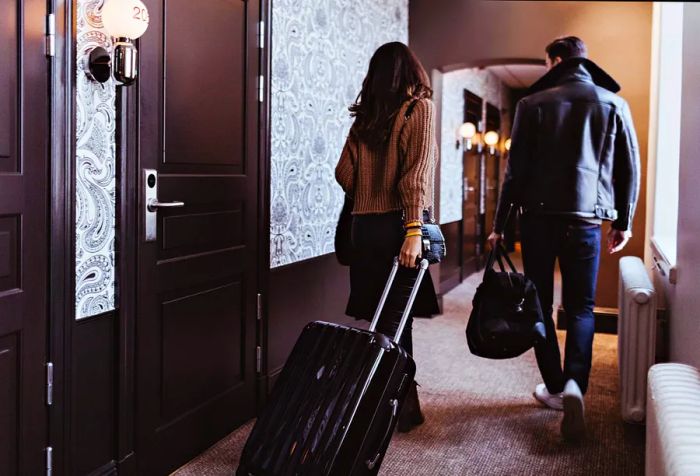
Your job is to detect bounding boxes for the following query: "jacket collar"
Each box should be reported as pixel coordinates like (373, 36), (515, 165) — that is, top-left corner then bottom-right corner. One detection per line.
(527, 57), (620, 95)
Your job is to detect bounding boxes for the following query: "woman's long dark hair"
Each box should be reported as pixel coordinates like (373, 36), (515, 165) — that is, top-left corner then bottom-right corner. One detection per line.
(350, 42), (432, 149)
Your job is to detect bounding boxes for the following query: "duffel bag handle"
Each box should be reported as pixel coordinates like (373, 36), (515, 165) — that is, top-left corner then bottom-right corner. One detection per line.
(369, 257), (429, 343)
(486, 243), (518, 274)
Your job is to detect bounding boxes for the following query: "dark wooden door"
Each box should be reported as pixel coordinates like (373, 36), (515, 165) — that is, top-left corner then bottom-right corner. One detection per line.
(462, 90), (482, 276)
(0, 0), (49, 473)
(135, 0), (260, 473)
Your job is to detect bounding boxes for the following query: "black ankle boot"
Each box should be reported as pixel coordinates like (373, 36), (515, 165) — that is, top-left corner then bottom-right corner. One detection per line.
(397, 381), (425, 433)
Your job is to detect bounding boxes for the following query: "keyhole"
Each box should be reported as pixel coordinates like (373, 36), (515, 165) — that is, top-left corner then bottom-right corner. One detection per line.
(147, 174), (156, 188)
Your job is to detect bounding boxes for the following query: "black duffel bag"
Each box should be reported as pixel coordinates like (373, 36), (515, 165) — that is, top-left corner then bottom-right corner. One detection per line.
(466, 244), (546, 359)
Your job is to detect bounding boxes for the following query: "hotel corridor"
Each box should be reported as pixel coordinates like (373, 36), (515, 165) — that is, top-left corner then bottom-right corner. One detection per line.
(5, 0), (700, 473)
(175, 260), (644, 475)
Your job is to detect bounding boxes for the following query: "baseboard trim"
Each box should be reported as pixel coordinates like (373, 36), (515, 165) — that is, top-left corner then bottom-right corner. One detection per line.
(556, 306), (618, 334)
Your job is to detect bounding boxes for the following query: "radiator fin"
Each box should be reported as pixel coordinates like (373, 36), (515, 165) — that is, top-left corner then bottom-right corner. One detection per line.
(646, 363), (700, 476)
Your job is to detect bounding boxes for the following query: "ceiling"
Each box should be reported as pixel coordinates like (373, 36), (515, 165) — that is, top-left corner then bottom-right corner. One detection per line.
(485, 64), (547, 89)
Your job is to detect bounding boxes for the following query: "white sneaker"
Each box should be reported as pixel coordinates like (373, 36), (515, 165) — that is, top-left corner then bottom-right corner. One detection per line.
(533, 383), (564, 410)
(561, 379), (586, 441)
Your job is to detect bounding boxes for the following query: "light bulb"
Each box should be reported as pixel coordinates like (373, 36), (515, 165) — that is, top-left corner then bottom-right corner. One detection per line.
(504, 138), (512, 151)
(483, 131), (499, 147)
(102, 0), (150, 40)
(458, 122), (477, 139)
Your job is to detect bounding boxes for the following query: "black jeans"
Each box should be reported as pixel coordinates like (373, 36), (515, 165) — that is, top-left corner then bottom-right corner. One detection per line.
(520, 214), (602, 395)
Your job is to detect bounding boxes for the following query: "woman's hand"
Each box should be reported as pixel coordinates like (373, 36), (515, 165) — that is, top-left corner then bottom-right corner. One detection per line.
(400, 235), (422, 267)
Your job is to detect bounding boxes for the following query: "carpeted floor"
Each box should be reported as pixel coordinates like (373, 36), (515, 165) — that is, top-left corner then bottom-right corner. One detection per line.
(173, 262), (645, 476)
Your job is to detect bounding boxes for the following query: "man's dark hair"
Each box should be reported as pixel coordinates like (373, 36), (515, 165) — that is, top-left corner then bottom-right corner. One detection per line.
(545, 36), (588, 61)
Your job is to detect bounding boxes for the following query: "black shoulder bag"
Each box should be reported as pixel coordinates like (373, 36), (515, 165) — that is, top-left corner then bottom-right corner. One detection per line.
(334, 194), (355, 266)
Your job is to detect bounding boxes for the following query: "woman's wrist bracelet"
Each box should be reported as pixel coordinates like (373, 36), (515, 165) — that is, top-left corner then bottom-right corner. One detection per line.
(404, 220), (423, 230)
(405, 230), (422, 238)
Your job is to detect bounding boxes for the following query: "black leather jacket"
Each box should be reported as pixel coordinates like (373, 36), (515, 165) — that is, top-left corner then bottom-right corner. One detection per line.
(494, 58), (640, 233)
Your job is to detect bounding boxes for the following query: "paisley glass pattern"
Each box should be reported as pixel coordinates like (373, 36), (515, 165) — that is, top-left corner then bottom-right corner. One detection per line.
(75, 0), (116, 319)
(439, 68), (510, 224)
(270, 0), (408, 267)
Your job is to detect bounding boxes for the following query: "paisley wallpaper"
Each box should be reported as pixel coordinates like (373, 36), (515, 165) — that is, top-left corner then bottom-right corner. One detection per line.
(438, 68), (510, 224)
(75, 0), (116, 319)
(270, 0), (408, 267)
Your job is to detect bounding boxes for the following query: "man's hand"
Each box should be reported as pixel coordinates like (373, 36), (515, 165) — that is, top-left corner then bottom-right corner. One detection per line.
(487, 232), (502, 250)
(607, 228), (632, 254)
(400, 235), (422, 267)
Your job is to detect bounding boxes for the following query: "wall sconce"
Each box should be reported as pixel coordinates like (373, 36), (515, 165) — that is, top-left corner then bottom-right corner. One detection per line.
(483, 131), (500, 155)
(504, 138), (512, 152)
(85, 0), (150, 86)
(458, 122), (477, 150)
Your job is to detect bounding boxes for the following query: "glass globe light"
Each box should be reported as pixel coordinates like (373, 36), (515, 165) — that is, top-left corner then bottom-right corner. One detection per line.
(102, 0), (150, 39)
(458, 122), (477, 139)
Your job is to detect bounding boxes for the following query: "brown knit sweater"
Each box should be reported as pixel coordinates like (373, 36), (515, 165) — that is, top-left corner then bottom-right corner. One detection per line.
(335, 98), (437, 223)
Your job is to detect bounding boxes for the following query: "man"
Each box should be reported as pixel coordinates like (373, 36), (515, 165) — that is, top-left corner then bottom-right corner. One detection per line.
(488, 36), (640, 441)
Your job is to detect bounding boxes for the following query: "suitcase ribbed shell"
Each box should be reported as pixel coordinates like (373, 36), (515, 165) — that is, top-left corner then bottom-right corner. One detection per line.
(238, 321), (415, 476)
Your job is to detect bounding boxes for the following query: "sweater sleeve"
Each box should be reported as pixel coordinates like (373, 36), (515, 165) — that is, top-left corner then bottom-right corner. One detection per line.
(398, 98), (436, 223)
(335, 132), (357, 195)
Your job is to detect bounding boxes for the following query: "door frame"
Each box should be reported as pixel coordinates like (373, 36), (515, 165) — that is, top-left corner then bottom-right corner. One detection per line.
(48, 0), (74, 474)
(257, 0), (273, 407)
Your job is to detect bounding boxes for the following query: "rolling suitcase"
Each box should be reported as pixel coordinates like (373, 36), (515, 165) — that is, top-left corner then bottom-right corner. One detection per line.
(237, 258), (429, 476)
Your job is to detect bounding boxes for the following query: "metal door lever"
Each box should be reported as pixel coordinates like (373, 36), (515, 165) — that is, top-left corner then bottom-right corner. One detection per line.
(147, 199), (185, 212)
(143, 169), (185, 242)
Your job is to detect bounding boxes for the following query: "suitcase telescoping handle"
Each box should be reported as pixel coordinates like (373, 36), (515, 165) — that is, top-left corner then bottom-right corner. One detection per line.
(368, 257), (430, 343)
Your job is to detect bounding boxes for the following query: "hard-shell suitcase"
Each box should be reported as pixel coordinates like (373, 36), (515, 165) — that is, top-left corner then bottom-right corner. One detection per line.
(237, 258), (429, 476)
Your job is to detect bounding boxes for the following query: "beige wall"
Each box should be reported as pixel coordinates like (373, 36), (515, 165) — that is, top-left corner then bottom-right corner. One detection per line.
(410, 0), (653, 307)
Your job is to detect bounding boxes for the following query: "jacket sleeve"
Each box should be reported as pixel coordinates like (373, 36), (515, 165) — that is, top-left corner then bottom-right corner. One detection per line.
(493, 99), (533, 234)
(611, 101), (641, 231)
(335, 132), (357, 195)
(398, 98), (436, 223)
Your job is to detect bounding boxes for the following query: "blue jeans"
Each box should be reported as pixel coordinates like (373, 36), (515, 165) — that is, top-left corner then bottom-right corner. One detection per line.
(520, 213), (602, 395)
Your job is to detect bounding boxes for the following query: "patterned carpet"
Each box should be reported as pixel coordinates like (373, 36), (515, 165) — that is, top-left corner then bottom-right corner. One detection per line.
(173, 263), (645, 475)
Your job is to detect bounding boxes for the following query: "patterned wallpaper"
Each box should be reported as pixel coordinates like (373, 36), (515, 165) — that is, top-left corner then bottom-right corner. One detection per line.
(75, 0), (116, 319)
(438, 68), (510, 224)
(270, 0), (409, 267)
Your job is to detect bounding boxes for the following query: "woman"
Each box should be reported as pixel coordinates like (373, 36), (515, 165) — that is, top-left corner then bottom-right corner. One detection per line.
(335, 42), (440, 433)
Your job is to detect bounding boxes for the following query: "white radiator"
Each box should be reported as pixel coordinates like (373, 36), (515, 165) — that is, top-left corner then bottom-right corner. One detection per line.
(646, 364), (700, 476)
(618, 256), (657, 423)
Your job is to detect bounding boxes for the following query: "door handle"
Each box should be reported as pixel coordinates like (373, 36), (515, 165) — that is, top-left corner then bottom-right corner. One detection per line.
(143, 169), (185, 242)
(147, 199), (185, 212)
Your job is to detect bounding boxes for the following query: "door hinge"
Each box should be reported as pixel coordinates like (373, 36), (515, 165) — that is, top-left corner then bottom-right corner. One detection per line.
(256, 345), (262, 374)
(46, 362), (54, 406)
(256, 293), (262, 321)
(46, 446), (53, 476)
(257, 75), (264, 103)
(257, 21), (265, 49)
(45, 13), (55, 57)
